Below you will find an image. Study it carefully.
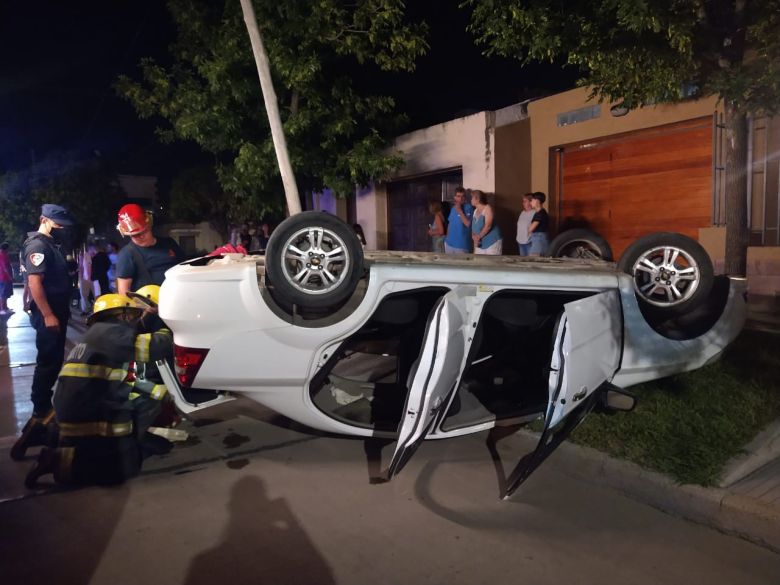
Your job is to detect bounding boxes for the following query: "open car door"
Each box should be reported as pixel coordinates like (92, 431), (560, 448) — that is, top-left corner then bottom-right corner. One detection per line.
(503, 290), (623, 498)
(387, 288), (473, 478)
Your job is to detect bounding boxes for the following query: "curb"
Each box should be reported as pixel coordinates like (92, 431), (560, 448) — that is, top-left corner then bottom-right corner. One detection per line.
(719, 418), (780, 487)
(519, 430), (780, 553)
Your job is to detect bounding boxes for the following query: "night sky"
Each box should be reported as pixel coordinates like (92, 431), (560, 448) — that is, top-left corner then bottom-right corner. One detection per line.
(0, 1), (577, 179)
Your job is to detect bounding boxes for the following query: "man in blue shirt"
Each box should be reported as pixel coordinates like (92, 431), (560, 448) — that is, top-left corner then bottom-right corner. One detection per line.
(444, 187), (474, 254)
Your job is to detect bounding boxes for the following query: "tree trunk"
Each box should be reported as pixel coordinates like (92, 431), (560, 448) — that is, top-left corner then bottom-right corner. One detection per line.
(239, 0), (302, 215)
(723, 100), (749, 276)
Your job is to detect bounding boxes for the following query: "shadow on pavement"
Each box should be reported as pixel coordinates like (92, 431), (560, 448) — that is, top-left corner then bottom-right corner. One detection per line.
(0, 483), (131, 585)
(183, 475), (336, 585)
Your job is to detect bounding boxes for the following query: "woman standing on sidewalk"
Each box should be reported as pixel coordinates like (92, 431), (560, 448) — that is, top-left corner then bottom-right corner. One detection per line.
(427, 200), (446, 253)
(470, 190), (502, 255)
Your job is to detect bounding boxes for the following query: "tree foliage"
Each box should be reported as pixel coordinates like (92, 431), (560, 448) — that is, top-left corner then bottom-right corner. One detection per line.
(116, 0), (428, 221)
(0, 152), (124, 248)
(467, 0), (780, 114)
(467, 0), (780, 274)
(168, 165), (230, 239)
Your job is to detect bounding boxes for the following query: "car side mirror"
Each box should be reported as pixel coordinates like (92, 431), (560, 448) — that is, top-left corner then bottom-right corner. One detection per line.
(597, 384), (637, 414)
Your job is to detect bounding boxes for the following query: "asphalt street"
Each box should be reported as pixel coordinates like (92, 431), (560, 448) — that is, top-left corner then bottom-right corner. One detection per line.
(2, 395), (780, 585)
(2, 291), (780, 584)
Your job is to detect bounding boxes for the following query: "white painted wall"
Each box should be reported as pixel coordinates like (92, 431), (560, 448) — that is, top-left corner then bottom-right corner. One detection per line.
(355, 107), (534, 249)
(311, 189), (338, 215)
(388, 111), (496, 191)
(163, 222), (223, 255)
(355, 184), (379, 249)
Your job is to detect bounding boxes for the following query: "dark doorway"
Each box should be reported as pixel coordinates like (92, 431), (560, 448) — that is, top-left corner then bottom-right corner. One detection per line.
(387, 170), (462, 251)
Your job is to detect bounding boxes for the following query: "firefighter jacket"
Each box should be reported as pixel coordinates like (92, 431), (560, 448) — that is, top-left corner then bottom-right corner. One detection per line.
(53, 321), (174, 440)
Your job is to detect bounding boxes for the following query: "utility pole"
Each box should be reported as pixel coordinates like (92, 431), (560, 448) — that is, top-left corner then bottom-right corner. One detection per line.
(239, 0), (302, 215)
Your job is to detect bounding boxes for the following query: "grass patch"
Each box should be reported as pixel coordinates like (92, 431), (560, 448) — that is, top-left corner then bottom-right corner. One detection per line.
(569, 330), (780, 486)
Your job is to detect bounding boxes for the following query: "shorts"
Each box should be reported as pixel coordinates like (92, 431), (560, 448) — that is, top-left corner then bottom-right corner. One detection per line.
(475, 240), (503, 255)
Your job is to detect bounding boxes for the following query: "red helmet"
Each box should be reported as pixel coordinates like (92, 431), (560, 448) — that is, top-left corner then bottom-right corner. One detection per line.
(117, 204), (152, 237)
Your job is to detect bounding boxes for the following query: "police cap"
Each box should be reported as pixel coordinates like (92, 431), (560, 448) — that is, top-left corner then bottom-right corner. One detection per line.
(41, 203), (75, 226)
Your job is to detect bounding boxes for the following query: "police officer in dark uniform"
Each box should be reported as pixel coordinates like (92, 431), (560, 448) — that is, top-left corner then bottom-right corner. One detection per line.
(10, 203), (76, 460)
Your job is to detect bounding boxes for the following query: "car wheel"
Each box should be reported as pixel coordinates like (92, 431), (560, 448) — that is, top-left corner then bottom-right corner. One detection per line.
(265, 211), (364, 310)
(617, 232), (714, 316)
(549, 228), (613, 261)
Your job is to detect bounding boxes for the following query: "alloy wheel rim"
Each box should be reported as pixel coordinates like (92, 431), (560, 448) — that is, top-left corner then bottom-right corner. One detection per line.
(630, 245), (700, 307)
(280, 226), (350, 295)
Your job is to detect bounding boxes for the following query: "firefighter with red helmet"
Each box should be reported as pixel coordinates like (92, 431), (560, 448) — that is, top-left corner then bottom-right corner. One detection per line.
(114, 203), (184, 295)
(25, 293), (174, 488)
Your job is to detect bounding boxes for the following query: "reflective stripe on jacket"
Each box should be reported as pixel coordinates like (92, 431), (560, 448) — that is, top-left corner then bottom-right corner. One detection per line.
(134, 328), (172, 364)
(53, 322), (173, 433)
(53, 322), (136, 431)
(58, 420), (134, 438)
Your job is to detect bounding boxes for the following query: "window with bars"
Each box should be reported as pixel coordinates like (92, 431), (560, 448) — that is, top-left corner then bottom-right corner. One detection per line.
(712, 113), (780, 246)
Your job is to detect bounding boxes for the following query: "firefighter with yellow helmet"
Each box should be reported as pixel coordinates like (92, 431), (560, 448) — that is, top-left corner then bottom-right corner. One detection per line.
(25, 290), (174, 487)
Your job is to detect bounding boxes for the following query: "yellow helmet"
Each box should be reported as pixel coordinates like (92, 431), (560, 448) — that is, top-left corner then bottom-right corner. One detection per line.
(88, 294), (145, 325)
(127, 284), (161, 308)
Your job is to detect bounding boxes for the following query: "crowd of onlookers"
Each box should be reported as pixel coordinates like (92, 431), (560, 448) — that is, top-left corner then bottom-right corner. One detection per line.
(229, 221), (273, 252)
(428, 187), (549, 257)
(68, 242), (120, 315)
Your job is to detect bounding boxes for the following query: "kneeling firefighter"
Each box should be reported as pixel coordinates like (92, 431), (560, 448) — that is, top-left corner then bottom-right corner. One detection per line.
(26, 291), (173, 488)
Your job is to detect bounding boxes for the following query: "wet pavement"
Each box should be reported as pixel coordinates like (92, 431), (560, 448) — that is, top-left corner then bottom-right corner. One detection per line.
(0, 289), (82, 435)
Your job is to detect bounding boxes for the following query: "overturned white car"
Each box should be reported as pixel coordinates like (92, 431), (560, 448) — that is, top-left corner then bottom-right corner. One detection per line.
(158, 212), (745, 497)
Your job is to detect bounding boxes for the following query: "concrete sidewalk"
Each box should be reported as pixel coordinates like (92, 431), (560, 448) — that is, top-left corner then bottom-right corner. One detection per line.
(1, 288), (779, 553)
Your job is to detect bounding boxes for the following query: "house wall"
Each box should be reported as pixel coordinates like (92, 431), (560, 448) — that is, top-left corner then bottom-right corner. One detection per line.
(355, 110), (509, 249)
(162, 222), (223, 256)
(700, 226), (780, 295)
(356, 184), (384, 250)
(526, 87), (720, 197)
(388, 111), (497, 192)
(494, 118), (532, 255)
(311, 189), (338, 215)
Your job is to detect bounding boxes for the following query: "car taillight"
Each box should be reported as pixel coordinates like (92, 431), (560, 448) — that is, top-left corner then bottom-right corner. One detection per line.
(174, 345), (209, 387)
(126, 361), (137, 382)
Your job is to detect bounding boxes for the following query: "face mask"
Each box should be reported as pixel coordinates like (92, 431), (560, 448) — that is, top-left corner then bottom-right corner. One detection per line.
(50, 227), (72, 248)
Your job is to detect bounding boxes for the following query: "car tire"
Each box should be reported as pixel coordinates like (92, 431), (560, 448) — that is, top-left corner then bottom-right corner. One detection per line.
(265, 211), (364, 311)
(617, 232), (714, 316)
(549, 228), (613, 261)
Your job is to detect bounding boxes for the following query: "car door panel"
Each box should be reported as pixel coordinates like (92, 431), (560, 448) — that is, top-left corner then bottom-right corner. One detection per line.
(504, 290), (622, 497)
(387, 288), (473, 477)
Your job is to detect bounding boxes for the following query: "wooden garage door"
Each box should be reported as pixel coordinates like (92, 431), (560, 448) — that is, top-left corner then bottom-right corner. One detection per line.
(557, 117), (712, 258)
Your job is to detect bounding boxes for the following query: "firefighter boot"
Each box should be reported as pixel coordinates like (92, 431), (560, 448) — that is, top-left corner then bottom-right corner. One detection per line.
(24, 447), (60, 489)
(10, 411), (56, 461)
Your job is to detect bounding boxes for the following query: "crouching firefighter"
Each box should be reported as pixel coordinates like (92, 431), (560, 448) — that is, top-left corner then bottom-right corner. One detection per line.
(25, 293), (173, 488)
